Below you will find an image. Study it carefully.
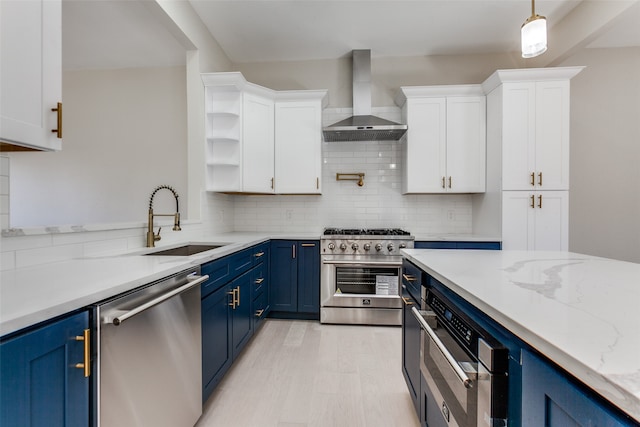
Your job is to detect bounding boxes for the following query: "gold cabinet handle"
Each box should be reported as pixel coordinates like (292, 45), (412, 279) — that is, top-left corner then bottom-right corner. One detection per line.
(51, 102), (62, 138)
(402, 274), (416, 282)
(74, 329), (90, 377)
(316, 177), (319, 190)
(254, 251), (265, 258)
(530, 172), (535, 187)
(255, 309), (264, 317)
(538, 172), (543, 187)
(530, 195), (535, 208)
(538, 194), (543, 209)
(442, 177), (446, 189)
(292, 244), (296, 259)
(448, 176), (452, 188)
(271, 177), (274, 189)
(402, 297), (413, 306)
(236, 286), (240, 307)
(227, 289), (236, 308)
(255, 277), (264, 284)
(301, 243), (316, 247)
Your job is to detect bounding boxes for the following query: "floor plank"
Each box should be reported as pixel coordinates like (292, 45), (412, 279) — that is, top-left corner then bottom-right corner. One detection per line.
(196, 319), (420, 427)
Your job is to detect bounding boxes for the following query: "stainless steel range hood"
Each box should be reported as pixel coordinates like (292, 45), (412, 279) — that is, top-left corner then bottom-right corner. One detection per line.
(322, 50), (407, 142)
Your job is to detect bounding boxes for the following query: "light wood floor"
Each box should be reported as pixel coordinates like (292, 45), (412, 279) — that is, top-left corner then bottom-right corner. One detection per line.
(196, 319), (421, 427)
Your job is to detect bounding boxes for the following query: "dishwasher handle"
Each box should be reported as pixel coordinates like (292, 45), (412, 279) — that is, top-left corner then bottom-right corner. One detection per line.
(110, 274), (209, 326)
(412, 306), (473, 388)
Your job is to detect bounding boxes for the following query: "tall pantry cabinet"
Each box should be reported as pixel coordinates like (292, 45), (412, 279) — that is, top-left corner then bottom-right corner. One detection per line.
(475, 67), (584, 251)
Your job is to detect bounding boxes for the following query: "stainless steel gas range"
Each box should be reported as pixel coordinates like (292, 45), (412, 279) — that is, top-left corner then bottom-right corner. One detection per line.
(320, 228), (414, 325)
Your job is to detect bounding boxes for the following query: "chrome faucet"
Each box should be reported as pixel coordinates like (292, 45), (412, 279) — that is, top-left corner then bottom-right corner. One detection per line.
(147, 185), (181, 247)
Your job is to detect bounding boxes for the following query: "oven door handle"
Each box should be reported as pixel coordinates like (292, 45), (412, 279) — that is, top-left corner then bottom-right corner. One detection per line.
(412, 306), (473, 389)
(322, 259), (402, 267)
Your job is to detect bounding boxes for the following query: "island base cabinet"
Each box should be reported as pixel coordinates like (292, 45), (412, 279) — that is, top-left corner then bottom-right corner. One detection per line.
(522, 350), (638, 427)
(401, 285), (421, 416)
(1, 311), (90, 426)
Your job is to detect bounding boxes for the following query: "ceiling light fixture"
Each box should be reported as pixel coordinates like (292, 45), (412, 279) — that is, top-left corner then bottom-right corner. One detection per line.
(521, 0), (547, 58)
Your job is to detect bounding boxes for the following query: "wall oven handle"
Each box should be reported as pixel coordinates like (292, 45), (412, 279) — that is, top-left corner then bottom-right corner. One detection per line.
(411, 306), (473, 388)
(109, 274), (209, 326)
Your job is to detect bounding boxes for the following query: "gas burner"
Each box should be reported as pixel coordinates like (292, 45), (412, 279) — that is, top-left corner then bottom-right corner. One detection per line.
(323, 228), (411, 236)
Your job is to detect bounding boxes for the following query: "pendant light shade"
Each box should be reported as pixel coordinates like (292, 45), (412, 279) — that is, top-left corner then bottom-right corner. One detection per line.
(521, 0), (547, 58)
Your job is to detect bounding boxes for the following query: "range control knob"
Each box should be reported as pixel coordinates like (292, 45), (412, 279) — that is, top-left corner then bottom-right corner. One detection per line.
(351, 243), (359, 251)
(339, 243), (347, 251)
(327, 242), (336, 250)
(387, 243), (395, 252)
(375, 243), (383, 252)
(399, 243), (407, 249)
(363, 243), (371, 251)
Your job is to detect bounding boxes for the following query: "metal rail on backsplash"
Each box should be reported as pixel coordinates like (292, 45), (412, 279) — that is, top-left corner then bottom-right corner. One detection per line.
(336, 173), (365, 187)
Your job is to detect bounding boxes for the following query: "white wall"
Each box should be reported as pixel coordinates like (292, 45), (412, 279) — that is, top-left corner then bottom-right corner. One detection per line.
(560, 47), (640, 263)
(8, 66), (188, 227)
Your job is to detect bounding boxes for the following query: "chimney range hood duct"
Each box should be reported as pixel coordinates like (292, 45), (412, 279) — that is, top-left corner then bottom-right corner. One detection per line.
(322, 50), (407, 142)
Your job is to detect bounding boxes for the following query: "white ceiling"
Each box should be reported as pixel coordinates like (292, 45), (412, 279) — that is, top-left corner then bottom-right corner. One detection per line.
(62, 0), (640, 70)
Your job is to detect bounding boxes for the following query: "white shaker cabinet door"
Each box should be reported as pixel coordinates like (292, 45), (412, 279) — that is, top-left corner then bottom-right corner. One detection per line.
(446, 96), (486, 192)
(502, 83), (536, 191)
(242, 92), (274, 193)
(535, 81), (571, 191)
(0, 0), (62, 151)
(274, 100), (322, 194)
(502, 191), (568, 251)
(402, 97), (446, 194)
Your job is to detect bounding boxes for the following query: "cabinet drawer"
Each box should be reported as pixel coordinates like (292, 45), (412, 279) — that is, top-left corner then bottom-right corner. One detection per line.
(229, 249), (254, 276)
(402, 260), (423, 303)
(252, 263), (267, 298)
(252, 242), (269, 266)
(253, 290), (269, 320)
(201, 257), (232, 298)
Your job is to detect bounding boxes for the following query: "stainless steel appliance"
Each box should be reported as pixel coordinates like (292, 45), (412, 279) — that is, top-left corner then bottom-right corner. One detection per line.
(320, 228), (414, 325)
(413, 286), (508, 427)
(95, 267), (209, 427)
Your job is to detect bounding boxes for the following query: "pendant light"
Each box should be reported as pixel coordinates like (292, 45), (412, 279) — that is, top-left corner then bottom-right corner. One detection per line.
(521, 0), (547, 58)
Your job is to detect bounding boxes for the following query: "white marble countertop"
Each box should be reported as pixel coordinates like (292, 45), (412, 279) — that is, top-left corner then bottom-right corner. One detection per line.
(0, 232), (301, 336)
(401, 249), (640, 422)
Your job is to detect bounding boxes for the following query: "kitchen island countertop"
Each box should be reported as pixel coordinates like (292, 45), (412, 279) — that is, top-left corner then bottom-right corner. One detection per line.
(401, 249), (640, 422)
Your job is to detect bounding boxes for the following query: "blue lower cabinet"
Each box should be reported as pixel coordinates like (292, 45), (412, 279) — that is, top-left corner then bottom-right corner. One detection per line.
(414, 241), (501, 250)
(201, 283), (232, 402)
(269, 240), (320, 318)
(522, 350), (638, 427)
(230, 269), (254, 359)
(401, 285), (421, 416)
(1, 310), (90, 427)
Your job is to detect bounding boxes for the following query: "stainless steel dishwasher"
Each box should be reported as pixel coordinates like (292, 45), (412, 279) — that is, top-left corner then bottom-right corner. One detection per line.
(95, 266), (208, 427)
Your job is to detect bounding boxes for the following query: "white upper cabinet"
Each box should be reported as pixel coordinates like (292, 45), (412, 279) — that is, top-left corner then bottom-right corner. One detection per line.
(202, 73), (326, 194)
(242, 91), (275, 193)
(501, 80), (571, 190)
(397, 86), (486, 194)
(1, 0), (63, 151)
(275, 92), (326, 194)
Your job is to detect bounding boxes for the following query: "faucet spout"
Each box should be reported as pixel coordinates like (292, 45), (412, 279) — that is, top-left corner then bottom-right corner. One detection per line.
(147, 185), (181, 247)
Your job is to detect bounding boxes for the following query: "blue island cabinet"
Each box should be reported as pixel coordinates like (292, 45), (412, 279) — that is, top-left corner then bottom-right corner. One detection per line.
(522, 350), (639, 427)
(269, 240), (320, 318)
(1, 310), (90, 427)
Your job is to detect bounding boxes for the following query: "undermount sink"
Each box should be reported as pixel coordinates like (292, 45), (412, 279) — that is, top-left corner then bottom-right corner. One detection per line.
(144, 244), (224, 256)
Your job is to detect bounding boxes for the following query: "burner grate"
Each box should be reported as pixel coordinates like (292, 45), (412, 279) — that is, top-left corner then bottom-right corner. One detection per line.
(323, 228), (411, 236)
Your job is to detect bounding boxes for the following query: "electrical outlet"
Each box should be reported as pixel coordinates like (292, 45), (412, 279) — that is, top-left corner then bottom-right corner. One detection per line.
(447, 210), (455, 221)
(285, 209), (293, 220)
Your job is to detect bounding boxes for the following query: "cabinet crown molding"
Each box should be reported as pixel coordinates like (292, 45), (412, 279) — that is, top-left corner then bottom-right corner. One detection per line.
(395, 84), (484, 107)
(481, 66), (585, 94)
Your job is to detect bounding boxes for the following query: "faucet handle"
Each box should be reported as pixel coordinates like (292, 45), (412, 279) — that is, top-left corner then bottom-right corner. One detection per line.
(155, 227), (162, 242)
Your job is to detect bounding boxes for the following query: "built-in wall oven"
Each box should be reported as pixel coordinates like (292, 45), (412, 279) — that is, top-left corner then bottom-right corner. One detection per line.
(413, 284), (509, 427)
(320, 228), (414, 325)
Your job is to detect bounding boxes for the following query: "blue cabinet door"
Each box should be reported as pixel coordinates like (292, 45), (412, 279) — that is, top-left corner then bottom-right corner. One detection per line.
(270, 240), (298, 312)
(1, 311), (90, 427)
(231, 269), (254, 359)
(401, 285), (421, 415)
(201, 283), (232, 402)
(522, 350), (637, 426)
(297, 241), (320, 314)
